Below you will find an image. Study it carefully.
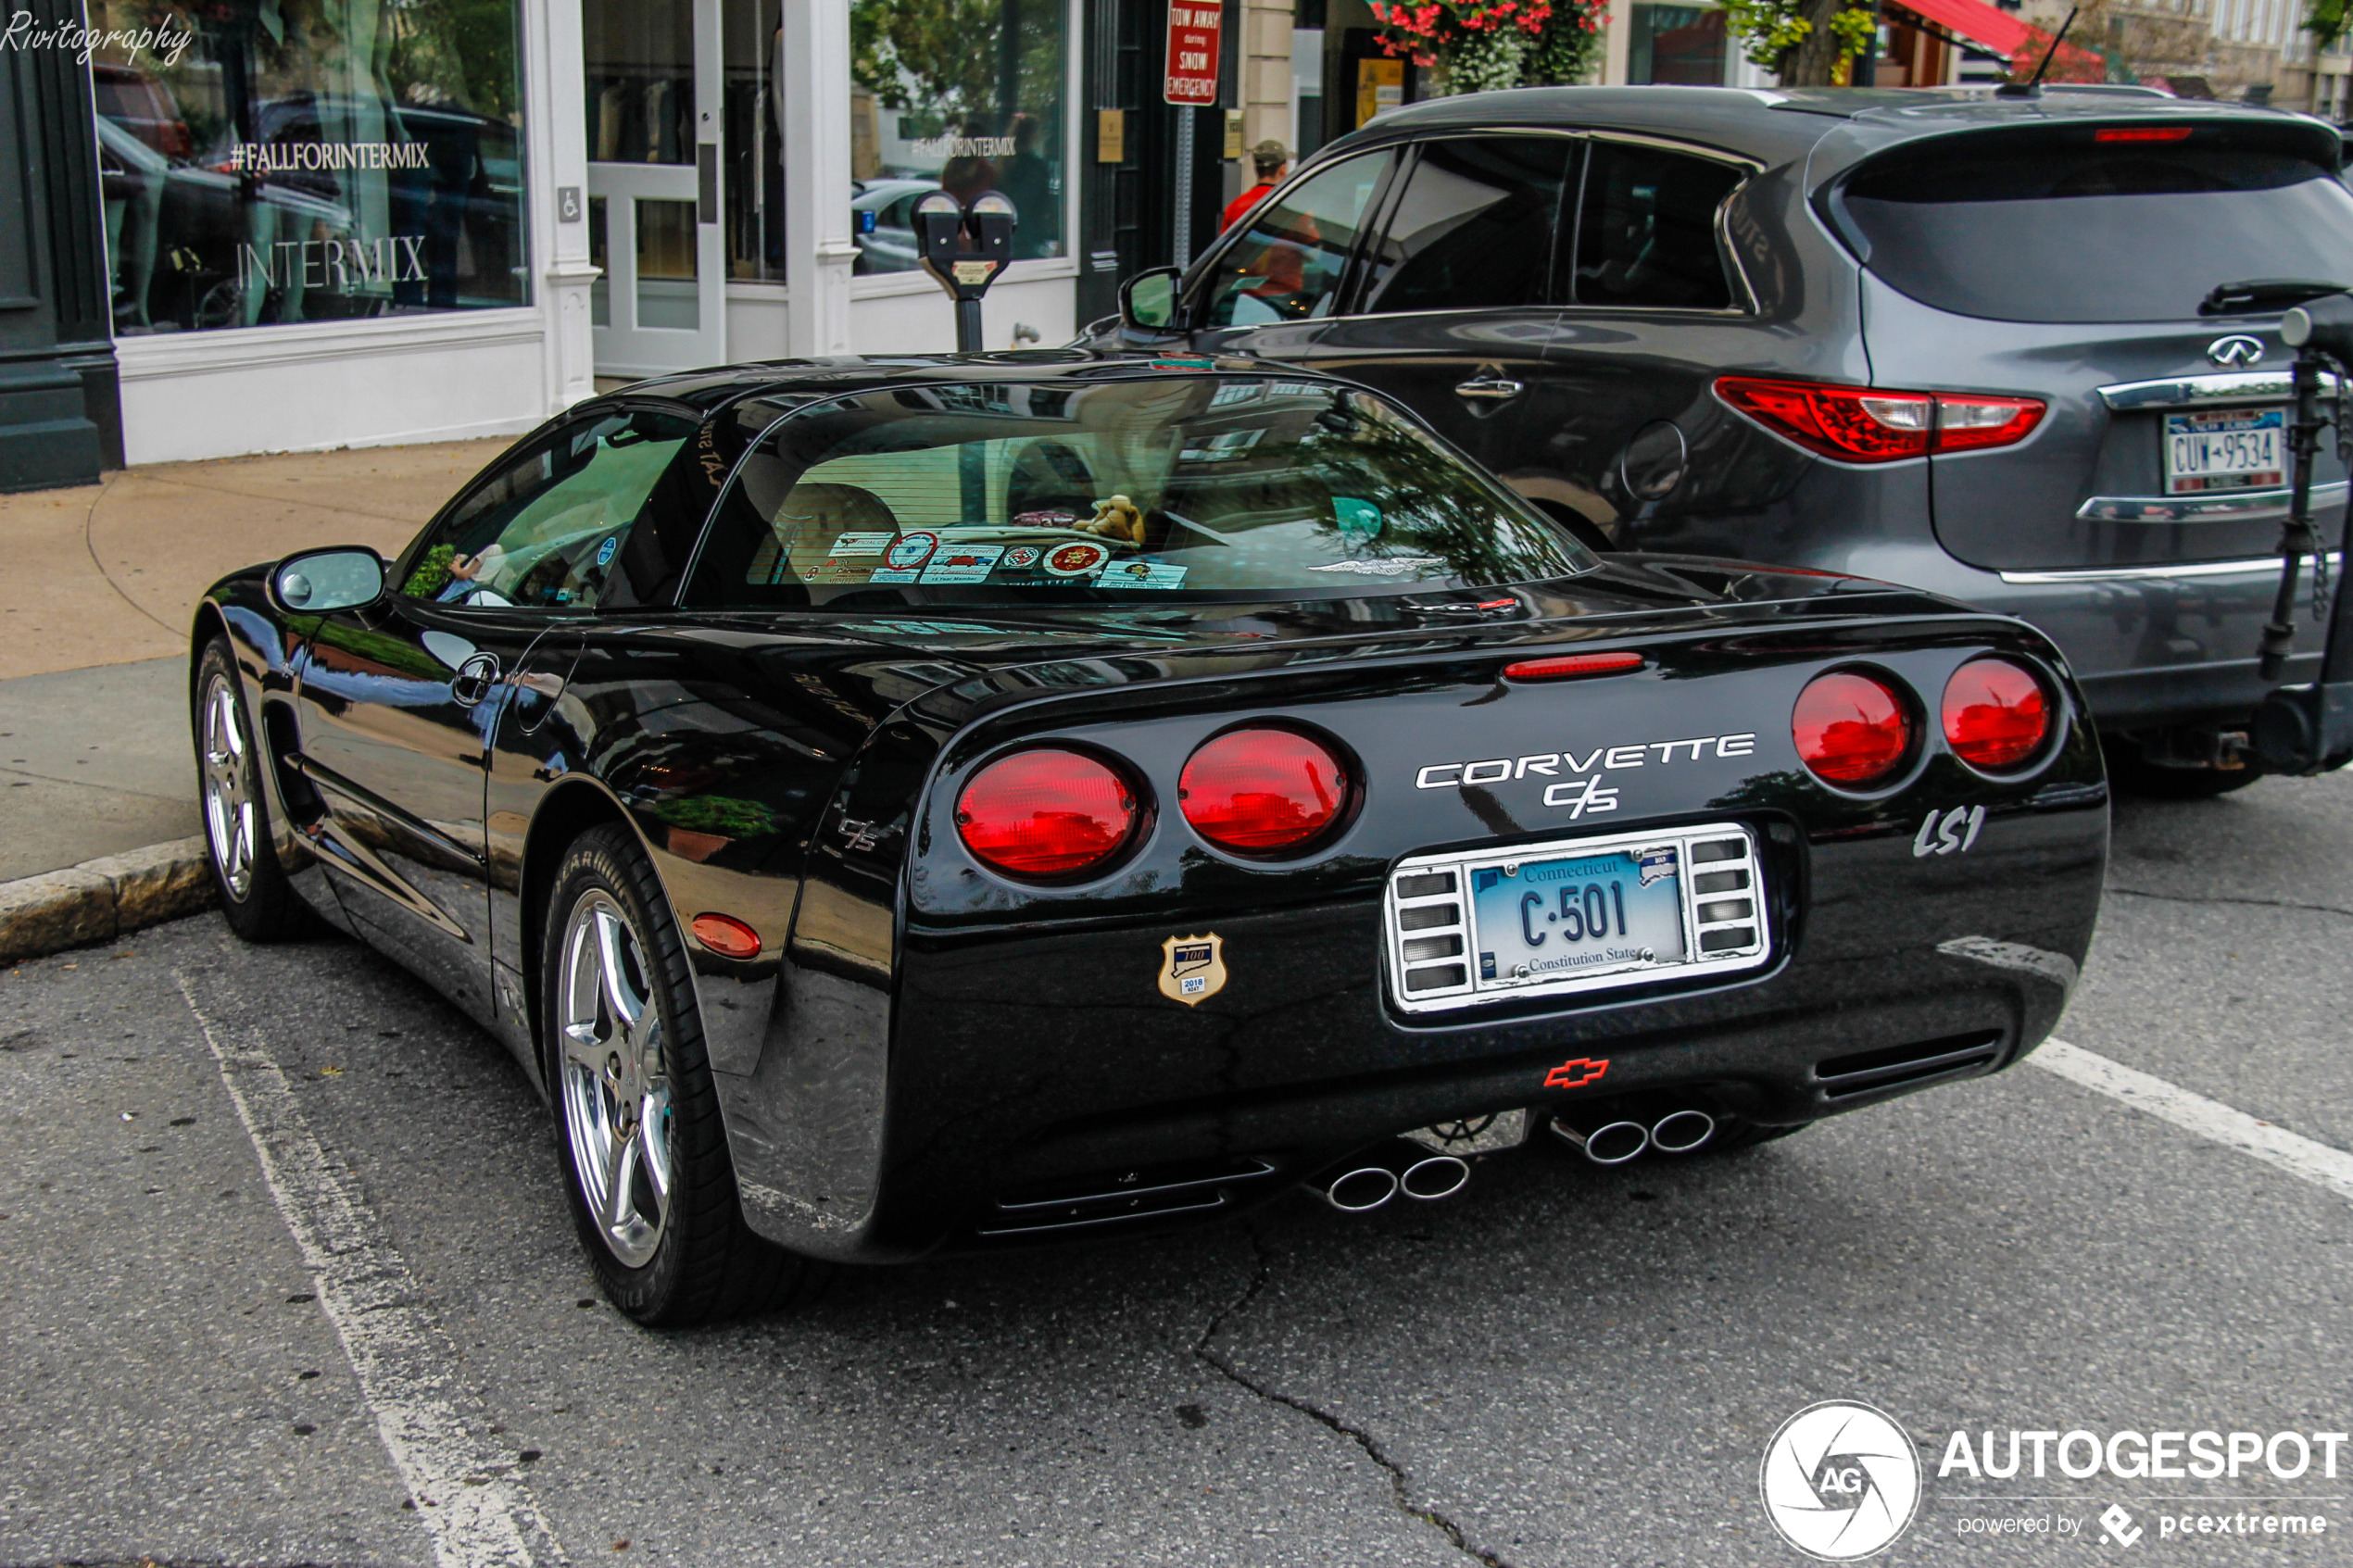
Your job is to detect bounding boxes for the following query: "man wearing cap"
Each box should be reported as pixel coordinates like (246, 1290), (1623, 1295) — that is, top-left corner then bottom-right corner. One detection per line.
(1221, 141), (1290, 232)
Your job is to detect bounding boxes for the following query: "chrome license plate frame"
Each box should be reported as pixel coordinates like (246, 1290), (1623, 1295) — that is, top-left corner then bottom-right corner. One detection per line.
(1383, 822), (1770, 1016)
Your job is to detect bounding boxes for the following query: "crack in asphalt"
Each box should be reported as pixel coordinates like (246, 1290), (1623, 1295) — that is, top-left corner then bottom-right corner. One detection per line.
(2110, 884), (2353, 921)
(1191, 1223), (1515, 1568)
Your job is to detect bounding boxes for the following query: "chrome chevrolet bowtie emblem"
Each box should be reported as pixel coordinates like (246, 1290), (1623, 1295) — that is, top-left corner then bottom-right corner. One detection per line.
(2208, 334), (2264, 367)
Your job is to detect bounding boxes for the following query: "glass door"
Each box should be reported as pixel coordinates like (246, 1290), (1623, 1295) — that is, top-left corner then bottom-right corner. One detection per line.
(585, 0), (726, 376)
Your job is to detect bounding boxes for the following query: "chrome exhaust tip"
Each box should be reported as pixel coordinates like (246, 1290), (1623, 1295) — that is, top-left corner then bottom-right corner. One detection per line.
(1322, 1165), (1400, 1212)
(1648, 1107), (1717, 1154)
(1399, 1154), (1471, 1201)
(1550, 1112), (1650, 1166)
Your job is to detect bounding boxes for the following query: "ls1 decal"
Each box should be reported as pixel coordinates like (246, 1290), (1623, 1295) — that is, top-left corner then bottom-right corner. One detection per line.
(1914, 805), (1987, 858)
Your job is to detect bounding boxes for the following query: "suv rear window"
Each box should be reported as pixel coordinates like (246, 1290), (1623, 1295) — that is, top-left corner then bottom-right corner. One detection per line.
(1837, 123), (2353, 323)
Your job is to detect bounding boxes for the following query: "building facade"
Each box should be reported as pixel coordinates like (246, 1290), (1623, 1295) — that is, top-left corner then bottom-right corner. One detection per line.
(55, 0), (2349, 473)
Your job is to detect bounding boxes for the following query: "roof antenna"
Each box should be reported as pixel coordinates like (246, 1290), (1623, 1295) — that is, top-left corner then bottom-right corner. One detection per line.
(1994, 4), (2077, 98)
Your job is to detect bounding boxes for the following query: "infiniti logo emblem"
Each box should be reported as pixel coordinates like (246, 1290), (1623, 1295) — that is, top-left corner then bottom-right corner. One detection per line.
(2208, 334), (2265, 367)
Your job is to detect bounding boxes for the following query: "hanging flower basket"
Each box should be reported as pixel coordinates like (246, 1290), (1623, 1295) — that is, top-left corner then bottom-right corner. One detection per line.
(1369, 0), (1610, 91)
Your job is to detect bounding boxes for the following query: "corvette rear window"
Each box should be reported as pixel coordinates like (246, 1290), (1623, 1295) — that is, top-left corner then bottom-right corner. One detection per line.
(1837, 124), (2353, 323)
(681, 376), (1594, 606)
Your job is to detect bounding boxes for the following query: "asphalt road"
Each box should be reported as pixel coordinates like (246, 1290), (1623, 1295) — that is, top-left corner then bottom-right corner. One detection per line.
(4, 772), (2350, 1567)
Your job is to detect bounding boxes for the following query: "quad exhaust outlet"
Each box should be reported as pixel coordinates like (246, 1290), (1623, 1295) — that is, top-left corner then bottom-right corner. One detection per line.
(1550, 1097), (1717, 1164)
(1315, 1142), (1474, 1211)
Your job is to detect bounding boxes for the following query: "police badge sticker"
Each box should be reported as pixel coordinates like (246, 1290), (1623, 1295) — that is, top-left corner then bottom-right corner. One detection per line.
(1158, 934), (1227, 1006)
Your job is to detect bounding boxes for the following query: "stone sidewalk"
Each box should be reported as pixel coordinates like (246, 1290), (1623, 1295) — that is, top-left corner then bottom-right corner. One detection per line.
(0, 437), (513, 895)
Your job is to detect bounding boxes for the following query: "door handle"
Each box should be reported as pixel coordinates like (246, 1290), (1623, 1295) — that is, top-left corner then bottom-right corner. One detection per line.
(1455, 376), (1525, 400)
(450, 651), (501, 708)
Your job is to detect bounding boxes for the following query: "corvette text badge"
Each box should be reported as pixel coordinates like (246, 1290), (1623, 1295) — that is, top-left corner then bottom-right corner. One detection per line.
(1159, 934), (1227, 1006)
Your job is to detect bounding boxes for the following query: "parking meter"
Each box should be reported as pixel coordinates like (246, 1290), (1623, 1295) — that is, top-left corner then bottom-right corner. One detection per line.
(915, 191), (1019, 353)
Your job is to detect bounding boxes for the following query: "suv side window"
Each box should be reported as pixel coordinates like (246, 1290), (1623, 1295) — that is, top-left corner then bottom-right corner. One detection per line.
(397, 408), (700, 610)
(1196, 151), (1390, 327)
(1569, 140), (1743, 310)
(1358, 136), (1576, 315)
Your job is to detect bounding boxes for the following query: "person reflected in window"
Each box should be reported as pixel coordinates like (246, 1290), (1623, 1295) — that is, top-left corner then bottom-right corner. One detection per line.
(1222, 140), (1289, 232)
(1000, 112), (1059, 258)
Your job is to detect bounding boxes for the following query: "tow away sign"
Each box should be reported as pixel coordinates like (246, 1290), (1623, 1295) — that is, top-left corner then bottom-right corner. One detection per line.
(1164, 0), (1223, 105)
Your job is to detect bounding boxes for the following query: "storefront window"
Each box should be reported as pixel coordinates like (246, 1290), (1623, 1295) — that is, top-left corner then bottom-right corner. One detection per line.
(849, 0), (1068, 272)
(1628, 4), (1728, 84)
(88, 0), (529, 335)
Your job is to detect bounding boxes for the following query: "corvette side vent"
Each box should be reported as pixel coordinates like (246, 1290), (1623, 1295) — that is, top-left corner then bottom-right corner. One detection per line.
(978, 1155), (1280, 1239)
(1814, 1030), (2004, 1101)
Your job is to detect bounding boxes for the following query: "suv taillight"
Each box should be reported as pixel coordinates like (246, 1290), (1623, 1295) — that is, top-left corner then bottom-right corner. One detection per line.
(1715, 377), (2045, 464)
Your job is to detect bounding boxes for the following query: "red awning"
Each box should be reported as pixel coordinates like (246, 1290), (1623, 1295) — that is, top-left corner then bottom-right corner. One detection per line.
(1885, 0), (2034, 56)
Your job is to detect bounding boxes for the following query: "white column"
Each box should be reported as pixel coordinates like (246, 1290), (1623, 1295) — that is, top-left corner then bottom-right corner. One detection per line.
(783, 0), (858, 357)
(530, 0), (598, 408)
(1601, 2), (1634, 84)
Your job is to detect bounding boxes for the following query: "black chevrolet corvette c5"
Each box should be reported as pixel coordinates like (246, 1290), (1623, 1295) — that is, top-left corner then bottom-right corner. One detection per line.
(190, 355), (2108, 1323)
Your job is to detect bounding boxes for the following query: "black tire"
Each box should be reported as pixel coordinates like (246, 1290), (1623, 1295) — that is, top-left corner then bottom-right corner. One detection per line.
(194, 636), (316, 943)
(2104, 742), (2263, 799)
(540, 824), (826, 1325)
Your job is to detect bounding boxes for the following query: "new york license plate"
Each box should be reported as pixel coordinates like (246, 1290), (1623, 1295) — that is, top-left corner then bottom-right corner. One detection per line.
(2163, 407), (2284, 495)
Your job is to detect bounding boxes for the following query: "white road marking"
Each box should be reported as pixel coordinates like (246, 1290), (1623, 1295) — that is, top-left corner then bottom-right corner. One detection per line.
(176, 972), (567, 1568)
(2032, 1038), (2353, 1206)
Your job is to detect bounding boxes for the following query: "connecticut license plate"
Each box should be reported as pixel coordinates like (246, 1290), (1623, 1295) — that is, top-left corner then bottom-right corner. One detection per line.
(1383, 823), (1772, 1015)
(2163, 407), (2284, 495)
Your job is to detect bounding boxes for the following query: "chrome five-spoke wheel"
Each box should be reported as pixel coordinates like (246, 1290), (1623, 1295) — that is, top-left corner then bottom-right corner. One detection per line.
(200, 670), (256, 900)
(558, 889), (675, 1269)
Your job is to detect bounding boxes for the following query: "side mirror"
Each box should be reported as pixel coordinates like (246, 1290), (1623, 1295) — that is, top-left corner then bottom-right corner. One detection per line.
(271, 546), (386, 614)
(1121, 267), (1184, 333)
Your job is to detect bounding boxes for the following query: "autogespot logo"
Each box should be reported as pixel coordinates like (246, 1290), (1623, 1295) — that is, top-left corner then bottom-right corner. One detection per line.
(1760, 1400), (1923, 1560)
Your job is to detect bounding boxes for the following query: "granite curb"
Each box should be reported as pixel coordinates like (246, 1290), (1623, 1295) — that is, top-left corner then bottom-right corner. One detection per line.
(0, 837), (217, 962)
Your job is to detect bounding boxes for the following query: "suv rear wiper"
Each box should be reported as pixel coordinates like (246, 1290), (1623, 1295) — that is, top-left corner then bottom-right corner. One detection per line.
(2200, 279), (2349, 317)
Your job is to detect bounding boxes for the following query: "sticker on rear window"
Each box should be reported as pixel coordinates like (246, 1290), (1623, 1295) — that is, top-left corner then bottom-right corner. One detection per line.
(919, 545), (1006, 584)
(830, 531), (895, 557)
(1102, 560), (1189, 590)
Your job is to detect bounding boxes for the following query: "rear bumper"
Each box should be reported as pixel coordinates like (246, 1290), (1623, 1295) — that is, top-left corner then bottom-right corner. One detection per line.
(1812, 537), (2330, 732)
(726, 786), (2105, 1263)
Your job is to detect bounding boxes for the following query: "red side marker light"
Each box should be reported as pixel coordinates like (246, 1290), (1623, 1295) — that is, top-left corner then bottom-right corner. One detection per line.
(1179, 727), (1350, 854)
(1793, 671), (1914, 786)
(2095, 126), (2193, 143)
(691, 913), (762, 960)
(1942, 659), (2052, 771)
(1503, 651), (1646, 683)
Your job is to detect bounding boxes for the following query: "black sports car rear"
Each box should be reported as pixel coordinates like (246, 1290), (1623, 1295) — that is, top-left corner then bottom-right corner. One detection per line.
(190, 356), (2108, 1323)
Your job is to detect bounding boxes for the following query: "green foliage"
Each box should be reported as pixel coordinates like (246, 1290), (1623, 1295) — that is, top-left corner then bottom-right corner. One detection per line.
(404, 543), (458, 599)
(653, 796), (783, 841)
(850, 0), (1061, 128)
(1719, 0), (1876, 77)
(2307, 0), (2348, 50)
(1719, 0), (1816, 69)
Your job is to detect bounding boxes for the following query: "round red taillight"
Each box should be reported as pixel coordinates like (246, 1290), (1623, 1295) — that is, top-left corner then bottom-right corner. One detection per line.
(955, 748), (1139, 880)
(1178, 727), (1350, 854)
(1793, 671), (1914, 786)
(1942, 659), (2050, 771)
